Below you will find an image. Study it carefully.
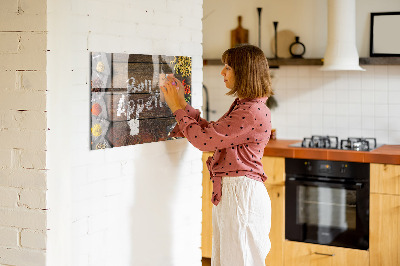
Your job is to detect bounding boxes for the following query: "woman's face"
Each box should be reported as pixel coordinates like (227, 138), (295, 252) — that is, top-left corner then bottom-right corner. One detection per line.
(220, 64), (235, 89)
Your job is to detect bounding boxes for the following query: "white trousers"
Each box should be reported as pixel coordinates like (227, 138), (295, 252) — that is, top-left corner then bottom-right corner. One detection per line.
(212, 176), (271, 266)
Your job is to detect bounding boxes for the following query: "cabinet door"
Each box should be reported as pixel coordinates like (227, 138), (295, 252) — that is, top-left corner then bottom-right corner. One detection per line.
(284, 241), (369, 266)
(261, 156), (285, 185)
(370, 193), (400, 266)
(370, 163), (400, 195)
(264, 185), (284, 266)
(201, 152), (213, 258)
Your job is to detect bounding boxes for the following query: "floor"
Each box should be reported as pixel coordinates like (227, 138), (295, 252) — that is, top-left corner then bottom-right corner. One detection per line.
(202, 257), (211, 266)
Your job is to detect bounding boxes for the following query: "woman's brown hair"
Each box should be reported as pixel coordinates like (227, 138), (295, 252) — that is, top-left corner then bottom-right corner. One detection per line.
(221, 44), (273, 99)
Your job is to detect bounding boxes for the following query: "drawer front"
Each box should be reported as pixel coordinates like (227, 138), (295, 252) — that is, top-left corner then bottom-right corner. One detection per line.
(284, 241), (369, 266)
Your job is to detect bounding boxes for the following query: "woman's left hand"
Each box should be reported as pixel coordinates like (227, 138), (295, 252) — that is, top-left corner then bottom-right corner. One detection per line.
(160, 79), (186, 113)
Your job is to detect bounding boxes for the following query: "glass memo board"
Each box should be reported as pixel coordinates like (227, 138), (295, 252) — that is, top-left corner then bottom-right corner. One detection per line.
(90, 52), (192, 150)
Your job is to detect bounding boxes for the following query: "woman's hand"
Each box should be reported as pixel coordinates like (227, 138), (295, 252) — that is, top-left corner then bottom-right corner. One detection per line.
(160, 77), (187, 113)
(169, 76), (187, 107)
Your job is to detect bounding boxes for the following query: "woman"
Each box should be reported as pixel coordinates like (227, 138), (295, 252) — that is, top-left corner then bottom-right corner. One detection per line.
(161, 45), (273, 266)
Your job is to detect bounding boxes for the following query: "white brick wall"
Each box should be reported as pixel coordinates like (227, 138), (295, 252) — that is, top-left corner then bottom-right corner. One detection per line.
(0, 0), (48, 265)
(0, 248), (46, 266)
(46, 1), (203, 266)
(0, 187), (19, 208)
(2, 0), (203, 263)
(0, 227), (19, 247)
(21, 229), (47, 250)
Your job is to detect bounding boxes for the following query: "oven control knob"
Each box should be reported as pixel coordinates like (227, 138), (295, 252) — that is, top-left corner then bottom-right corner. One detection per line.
(340, 164), (347, 174)
(304, 161), (312, 171)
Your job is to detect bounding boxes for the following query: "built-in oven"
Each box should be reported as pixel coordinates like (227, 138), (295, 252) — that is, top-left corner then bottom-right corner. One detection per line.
(285, 158), (370, 250)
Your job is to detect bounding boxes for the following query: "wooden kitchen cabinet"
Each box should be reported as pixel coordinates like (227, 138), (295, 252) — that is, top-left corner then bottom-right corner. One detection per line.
(262, 156), (285, 266)
(202, 152), (213, 258)
(370, 163), (400, 195)
(264, 184), (285, 266)
(370, 193), (400, 266)
(261, 156), (285, 186)
(284, 241), (369, 266)
(370, 163), (400, 266)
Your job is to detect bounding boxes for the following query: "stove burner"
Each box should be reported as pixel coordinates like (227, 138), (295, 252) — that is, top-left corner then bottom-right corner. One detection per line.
(340, 137), (377, 151)
(301, 135), (339, 149)
(295, 136), (378, 151)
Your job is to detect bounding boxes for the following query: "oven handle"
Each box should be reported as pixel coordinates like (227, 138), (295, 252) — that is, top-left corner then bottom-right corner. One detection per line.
(286, 177), (364, 189)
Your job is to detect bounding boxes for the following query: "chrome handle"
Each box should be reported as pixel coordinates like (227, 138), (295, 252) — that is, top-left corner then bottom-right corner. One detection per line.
(314, 252), (335, 257)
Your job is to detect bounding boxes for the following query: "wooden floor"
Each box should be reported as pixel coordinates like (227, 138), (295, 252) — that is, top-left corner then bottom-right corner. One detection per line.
(202, 257), (211, 266)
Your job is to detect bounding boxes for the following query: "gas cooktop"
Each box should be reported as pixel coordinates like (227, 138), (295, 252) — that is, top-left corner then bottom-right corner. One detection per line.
(289, 135), (383, 151)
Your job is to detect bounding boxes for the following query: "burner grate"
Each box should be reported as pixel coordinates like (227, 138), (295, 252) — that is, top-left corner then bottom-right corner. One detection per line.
(340, 137), (377, 151)
(296, 136), (378, 151)
(301, 135), (339, 149)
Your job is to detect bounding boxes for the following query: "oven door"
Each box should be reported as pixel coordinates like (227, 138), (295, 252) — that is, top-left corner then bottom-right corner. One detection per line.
(285, 177), (369, 250)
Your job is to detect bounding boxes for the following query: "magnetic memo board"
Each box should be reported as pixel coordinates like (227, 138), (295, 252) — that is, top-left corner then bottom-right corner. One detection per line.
(90, 52), (192, 150)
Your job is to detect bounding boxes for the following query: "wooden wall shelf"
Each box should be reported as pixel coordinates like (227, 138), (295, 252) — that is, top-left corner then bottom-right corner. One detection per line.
(203, 57), (400, 67)
(203, 58), (323, 67)
(359, 57), (400, 65)
(268, 58), (323, 67)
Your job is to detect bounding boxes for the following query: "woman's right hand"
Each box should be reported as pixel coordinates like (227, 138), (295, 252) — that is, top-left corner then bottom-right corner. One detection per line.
(167, 76), (187, 107)
(160, 78), (186, 113)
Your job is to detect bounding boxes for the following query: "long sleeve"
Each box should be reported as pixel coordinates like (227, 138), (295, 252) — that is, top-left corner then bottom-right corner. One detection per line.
(169, 104), (210, 138)
(173, 105), (257, 152)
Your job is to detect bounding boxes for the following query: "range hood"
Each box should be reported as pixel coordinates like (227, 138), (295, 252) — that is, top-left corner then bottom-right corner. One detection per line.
(320, 0), (365, 71)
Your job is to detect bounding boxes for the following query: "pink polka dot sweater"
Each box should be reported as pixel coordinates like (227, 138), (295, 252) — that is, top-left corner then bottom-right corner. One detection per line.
(170, 97), (272, 206)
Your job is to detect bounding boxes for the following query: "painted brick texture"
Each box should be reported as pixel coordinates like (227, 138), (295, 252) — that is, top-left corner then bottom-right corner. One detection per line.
(0, 0), (47, 265)
(3, 0), (203, 266)
(46, 0), (203, 266)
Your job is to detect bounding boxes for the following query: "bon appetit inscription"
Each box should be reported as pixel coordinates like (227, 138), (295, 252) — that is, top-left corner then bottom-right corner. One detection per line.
(90, 52), (192, 150)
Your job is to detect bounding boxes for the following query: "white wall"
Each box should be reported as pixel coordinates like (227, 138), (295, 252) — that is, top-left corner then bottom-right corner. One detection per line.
(203, 0), (400, 58)
(0, 0), (48, 265)
(204, 64), (400, 145)
(203, 0), (400, 145)
(204, 0), (326, 59)
(270, 65), (400, 144)
(46, 0), (203, 266)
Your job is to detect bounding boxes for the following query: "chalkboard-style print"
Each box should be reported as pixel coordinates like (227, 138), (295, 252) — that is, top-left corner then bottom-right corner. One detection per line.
(90, 52), (192, 150)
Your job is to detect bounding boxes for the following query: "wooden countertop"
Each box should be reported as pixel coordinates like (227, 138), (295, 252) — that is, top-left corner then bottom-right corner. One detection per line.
(263, 139), (400, 165)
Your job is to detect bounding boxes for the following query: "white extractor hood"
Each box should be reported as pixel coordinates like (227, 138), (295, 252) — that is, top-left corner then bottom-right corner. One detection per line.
(320, 0), (365, 71)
